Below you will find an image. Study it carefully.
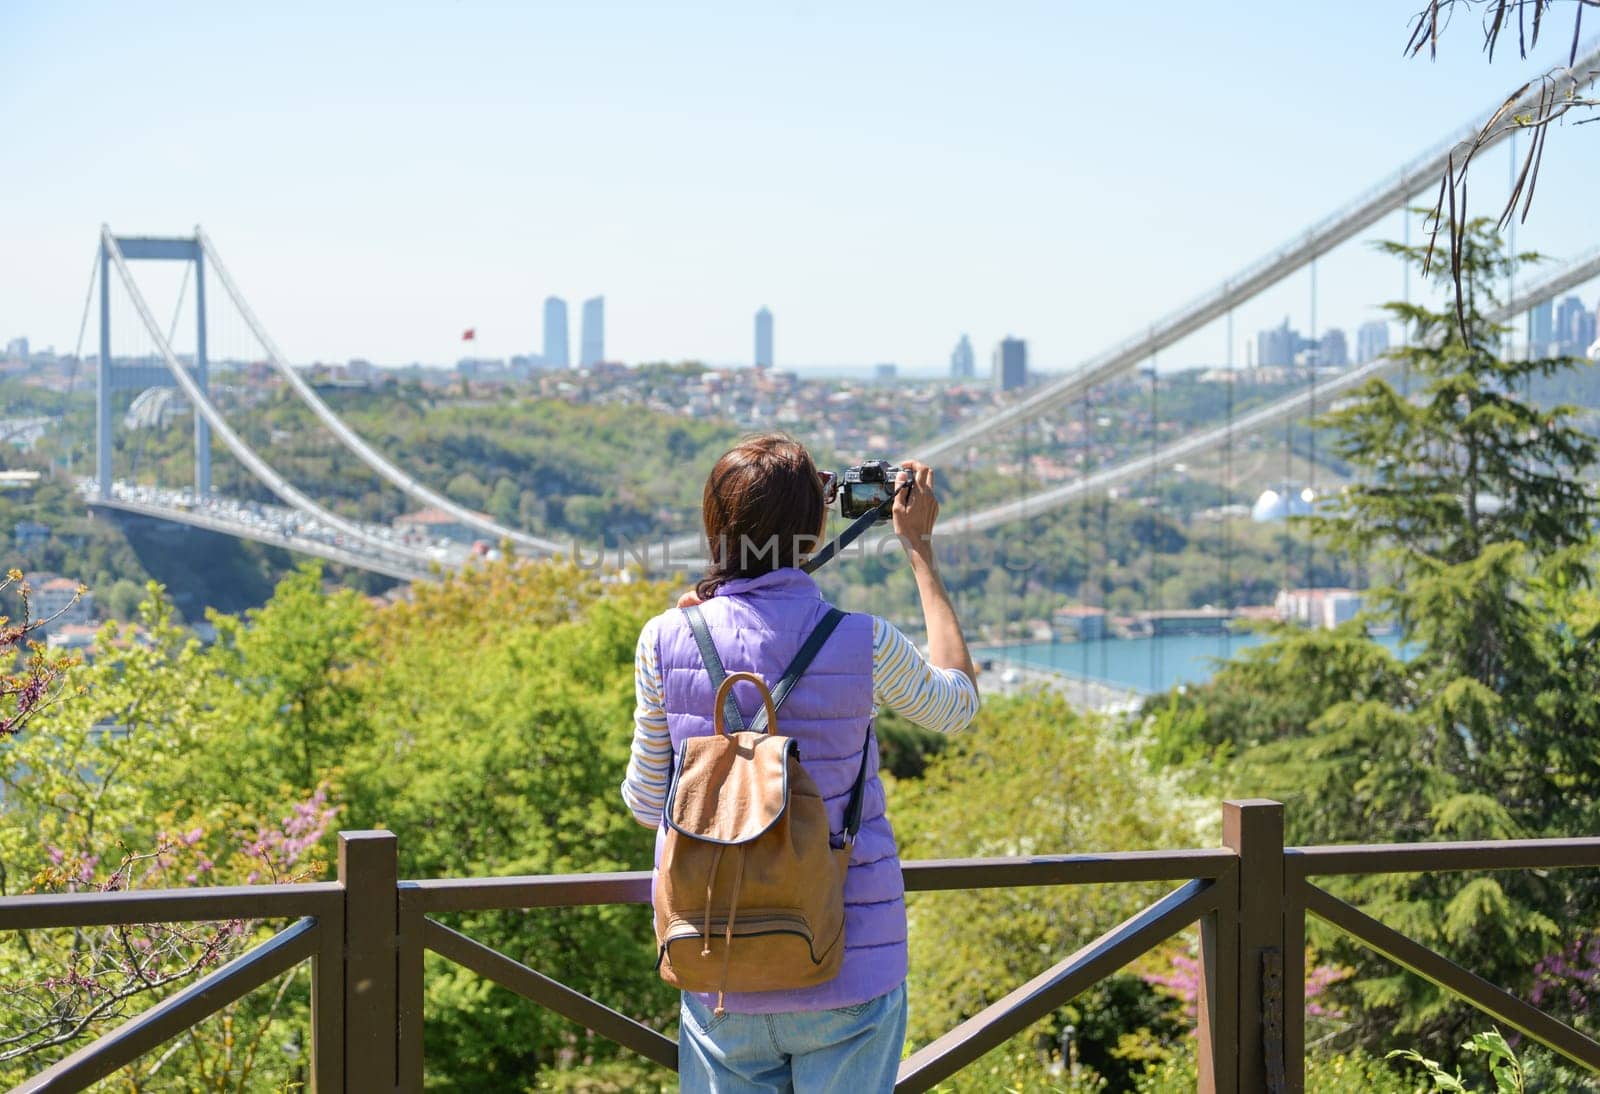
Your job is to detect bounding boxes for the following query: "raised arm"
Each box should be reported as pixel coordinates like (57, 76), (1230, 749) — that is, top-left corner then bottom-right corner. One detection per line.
(620, 618), (671, 828)
(893, 460), (977, 689)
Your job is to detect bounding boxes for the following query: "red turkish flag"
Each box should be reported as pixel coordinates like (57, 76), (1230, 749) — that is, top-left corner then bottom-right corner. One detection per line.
(461, 328), (476, 341)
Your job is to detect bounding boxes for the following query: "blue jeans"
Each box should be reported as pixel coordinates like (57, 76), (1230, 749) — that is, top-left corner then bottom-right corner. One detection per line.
(678, 983), (908, 1093)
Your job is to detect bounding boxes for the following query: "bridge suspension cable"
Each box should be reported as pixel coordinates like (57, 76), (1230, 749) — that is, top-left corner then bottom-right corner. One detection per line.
(101, 227), (441, 577)
(925, 243), (1600, 538)
(194, 229), (568, 556)
(908, 38), (1600, 465)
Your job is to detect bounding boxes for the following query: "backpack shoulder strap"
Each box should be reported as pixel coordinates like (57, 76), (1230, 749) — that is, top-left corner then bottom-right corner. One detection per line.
(749, 608), (846, 735)
(682, 604), (746, 733)
(841, 723), (874, 848)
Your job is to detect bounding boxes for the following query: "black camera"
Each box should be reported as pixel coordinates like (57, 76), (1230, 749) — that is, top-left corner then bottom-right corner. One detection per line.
(837, 460), (907, 519)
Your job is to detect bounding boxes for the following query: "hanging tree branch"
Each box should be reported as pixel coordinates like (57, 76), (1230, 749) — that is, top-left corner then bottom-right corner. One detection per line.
(1406, 1), (1600, 337)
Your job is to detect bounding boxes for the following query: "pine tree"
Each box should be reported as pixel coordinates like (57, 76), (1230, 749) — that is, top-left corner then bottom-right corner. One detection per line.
(1183, 218), (1600, 1057)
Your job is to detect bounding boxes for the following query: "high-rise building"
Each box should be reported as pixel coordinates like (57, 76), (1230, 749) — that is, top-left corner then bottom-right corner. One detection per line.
(542, 297), (569, 369)
(993, 337), (1027, 392)
(1256, 319), (1303, 368)
(1554, 295), (1594, 356)
(754, 307), (774, 369)
(873, 363), (898, 382)
(580, 296), (605, 367)
(1529, 299), (1553, 354)
(1356, 320), (1390, 364)
(4, 337), (28, 361)
(1319, 328), (1349, 368)
(950, 334), (975, 379)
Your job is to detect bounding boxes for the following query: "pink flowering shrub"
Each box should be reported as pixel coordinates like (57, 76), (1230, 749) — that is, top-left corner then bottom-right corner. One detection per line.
(1530, 934), (1600, 1019)
(1142, 945), (1352, 1022)
(0, 569), (83, 739)
(0, 785), (338, 1068)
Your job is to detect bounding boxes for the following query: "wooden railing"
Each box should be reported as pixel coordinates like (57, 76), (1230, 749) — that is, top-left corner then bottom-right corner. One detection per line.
(3, 799), (1598, 1093)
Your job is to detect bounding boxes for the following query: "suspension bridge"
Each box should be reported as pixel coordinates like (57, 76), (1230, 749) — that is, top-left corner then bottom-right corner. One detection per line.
(73, 46), (1600, 597)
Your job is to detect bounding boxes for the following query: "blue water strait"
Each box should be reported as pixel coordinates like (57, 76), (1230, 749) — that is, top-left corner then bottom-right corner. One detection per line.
(1005, 633), (1406, 694)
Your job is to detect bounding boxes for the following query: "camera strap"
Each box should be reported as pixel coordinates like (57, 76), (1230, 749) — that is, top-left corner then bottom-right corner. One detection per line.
(800, 481), (911, 575)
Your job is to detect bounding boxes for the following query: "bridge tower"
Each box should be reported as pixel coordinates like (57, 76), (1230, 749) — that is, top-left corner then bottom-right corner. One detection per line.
(97, 230), (210, 500)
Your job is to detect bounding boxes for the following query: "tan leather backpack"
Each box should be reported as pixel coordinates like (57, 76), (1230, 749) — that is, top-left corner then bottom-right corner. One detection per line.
(653, 606), (868, 1014)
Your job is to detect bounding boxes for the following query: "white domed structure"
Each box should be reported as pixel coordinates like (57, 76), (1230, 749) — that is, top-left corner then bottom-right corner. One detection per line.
(1251, 489), (1286, 522)
(1252, 484), (1316, 522)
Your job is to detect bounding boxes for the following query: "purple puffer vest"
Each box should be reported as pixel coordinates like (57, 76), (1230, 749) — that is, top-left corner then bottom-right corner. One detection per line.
(652, 567), (908, 1014)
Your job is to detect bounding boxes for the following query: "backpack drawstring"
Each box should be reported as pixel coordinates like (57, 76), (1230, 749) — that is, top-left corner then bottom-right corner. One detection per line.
(713, 847), (745, 1017)
(701, 845), (726, 957)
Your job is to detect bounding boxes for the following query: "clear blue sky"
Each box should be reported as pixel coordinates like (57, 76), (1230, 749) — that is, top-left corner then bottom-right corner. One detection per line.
(4, 2), (1597, 373)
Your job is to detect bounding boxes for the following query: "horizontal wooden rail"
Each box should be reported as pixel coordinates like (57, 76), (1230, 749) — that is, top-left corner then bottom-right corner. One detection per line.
(15, 917), (321, 1093)
(895, 878), (1221, 1093)
(410, 849), (1239, 914)
(422, 917), (678, 1070)
(1303, 883), (1600, 1075)
(1287, 837), (1600, 878)
(410, 871), (652, 913)
(0, 882), (343, 931)
(7, 810), (1598, 1092)
(902, 849), (1238, 891)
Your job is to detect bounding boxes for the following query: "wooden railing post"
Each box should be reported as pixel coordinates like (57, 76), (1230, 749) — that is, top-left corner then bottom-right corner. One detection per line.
(1196, 840), (1239, 1093)
(340, 830), (399, 1092)
(397, 882), (426, 1093)
(1223, 799), (1286, 1094)
(311, 880), (345, 1092)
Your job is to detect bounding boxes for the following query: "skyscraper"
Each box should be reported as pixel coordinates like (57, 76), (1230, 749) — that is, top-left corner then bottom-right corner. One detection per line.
(950, 334), (975, 379)
(542, 297), (569, 369)
(993, 337), (1027, 392)
(580, 296), (605, 367)
(1256, 319), (1301, 368)
(1529, 299), (1553, 354)
(1356, 320), (1390, 364)
(1554, 295), (1591, 356)
(754, 307), (773, 369)
(1319, 328), (1349, 368)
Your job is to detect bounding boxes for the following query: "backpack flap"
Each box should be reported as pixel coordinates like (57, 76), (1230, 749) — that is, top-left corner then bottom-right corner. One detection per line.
(665, 731), (795, 844)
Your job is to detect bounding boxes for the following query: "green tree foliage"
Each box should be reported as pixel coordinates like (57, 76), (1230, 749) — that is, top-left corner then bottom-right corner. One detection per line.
(338, 561), (674, 1086)
(891, 690), (1203, 1089)
(1163, 219), (1600, 1058)
(0, 588), (337, 1090)
(0, 560), (679, 1087)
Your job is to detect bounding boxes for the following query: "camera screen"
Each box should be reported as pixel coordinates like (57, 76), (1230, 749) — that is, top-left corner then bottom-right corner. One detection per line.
(841, 481), (896, 518)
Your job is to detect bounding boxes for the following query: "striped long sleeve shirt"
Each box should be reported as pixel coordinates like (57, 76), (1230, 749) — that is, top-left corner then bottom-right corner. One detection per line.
(621, 615), (979, 827)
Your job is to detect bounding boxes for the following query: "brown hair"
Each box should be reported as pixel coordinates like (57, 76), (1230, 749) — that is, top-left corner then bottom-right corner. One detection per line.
(696, 433), (826, 600)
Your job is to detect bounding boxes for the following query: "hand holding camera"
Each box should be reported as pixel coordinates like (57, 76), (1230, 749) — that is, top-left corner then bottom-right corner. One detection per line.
(822, 458), (934, 552)
(888, 460), (937, 560)
(825, 459), (911, 518)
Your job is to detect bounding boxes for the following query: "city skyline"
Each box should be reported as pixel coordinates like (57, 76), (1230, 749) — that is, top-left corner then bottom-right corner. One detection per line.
(6, 5), (1600, 372)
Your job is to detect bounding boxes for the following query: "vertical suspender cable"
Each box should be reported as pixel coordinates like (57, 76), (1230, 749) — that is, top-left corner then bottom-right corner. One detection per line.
(1308, 257), (1318, 594)
(1147, 357), (1159, 693)
(69, 248), (99, 406)
(1223, 306), (1235, 662)
(1282, 334), (1294, 601)
(1099, 463), (1109, 686)
(1080, 394), (1091, 685)
(1403, 206), (1412, 393)
(1013, 417), (1025, 672)
(1508, 131), (1518, 364)
(166, 261), (192, 347)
